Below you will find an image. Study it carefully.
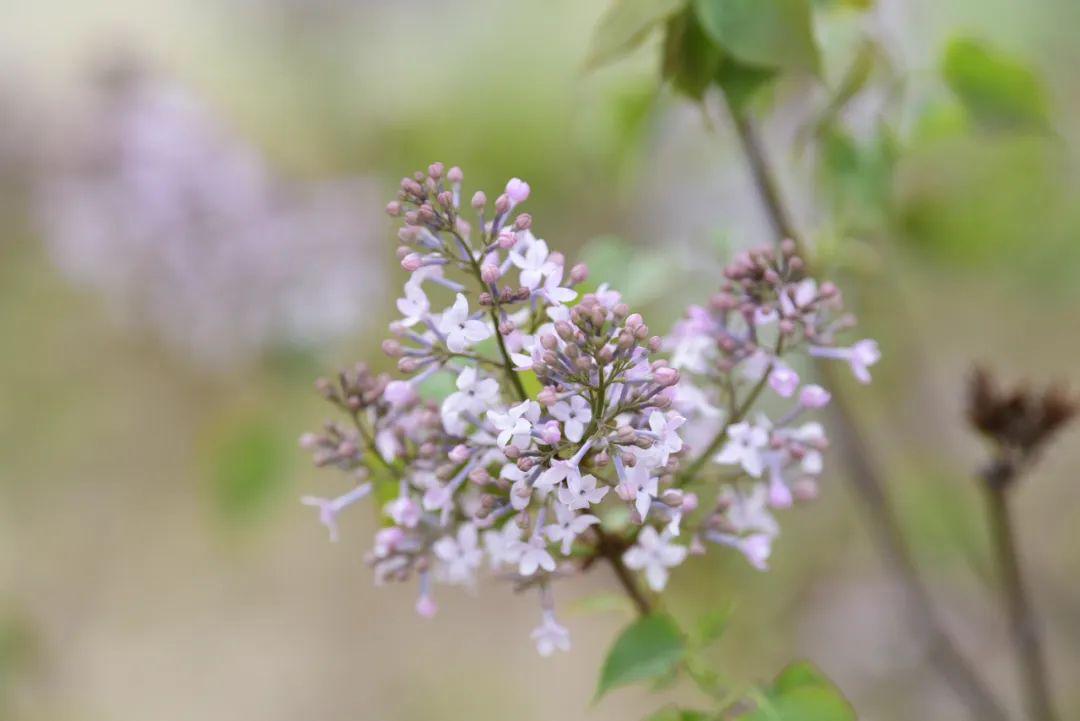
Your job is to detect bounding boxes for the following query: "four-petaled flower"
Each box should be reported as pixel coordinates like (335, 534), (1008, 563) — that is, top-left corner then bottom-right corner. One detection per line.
(623, 526), (688, 592)
(510, 234), (557, 289)
(647, 411), (685, 465)
(550, 395), (593, 443)
(557, 472), (609, 511)
(396, 281), (429, 327)
(531, 611), (570, 657)
(301, 483), (373, 542)
(437, 293), (491, 353)
(433, 523), (484, 585)
(517, 534), (557, 576)
(487, 400), (539, 447)
(544, 503), (600, 555)
(714, 421), (770, 477)
(483, 521), (524, 569)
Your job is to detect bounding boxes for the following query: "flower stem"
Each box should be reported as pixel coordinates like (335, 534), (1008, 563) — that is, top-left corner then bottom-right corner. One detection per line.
(984, 466), (1059, 721)
(595, 527), (653, 616)
(721, 100), (1009, 721)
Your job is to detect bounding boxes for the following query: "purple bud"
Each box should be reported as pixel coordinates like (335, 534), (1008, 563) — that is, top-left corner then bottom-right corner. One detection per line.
(505, 177), (530, 204)
(497, 229), (516, 249)
(428, 162), (444, 179)
(471, 191), (487, 209)
(558, 262), (585, 286)
(448, 444), (471, 463)
(384, 380), (416, 408)
(799, 384), (832, 409)
(539, 421), (561, 445)
(386, 201), (402, 217)
(401, 253), (423, 272)
(514, 213), (532, 230)
(481, 263), (501, 283)
(495, 194), (511, 214)
(299, 433), (319, 450)
(447, 166), (463, 183)
(654, 366), (680, 386)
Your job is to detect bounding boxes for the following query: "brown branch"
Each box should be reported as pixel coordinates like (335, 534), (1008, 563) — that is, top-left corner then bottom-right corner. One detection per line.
(594, 527), (652, 616)
(983, 461), (1059, 721)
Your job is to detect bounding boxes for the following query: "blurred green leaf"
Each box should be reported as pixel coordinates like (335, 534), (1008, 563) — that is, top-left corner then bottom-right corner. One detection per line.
(662, 6), (725, 100)
(695, 603), (734, 647)
(942, 38), (1050, 133)
(579, 235), (675, 305)
(596, 613), (687, 700)
(740, 662), (856, 721)
(693, 0), (820, 74)
(647, 708), (710, 721)
(716, 57), (778, 111)
(210, 419), (290, 524)
(587, 0), (689, 70)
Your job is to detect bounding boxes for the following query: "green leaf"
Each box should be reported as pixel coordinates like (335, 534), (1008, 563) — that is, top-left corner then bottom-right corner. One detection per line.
(942, 37), (1049, 132)
(646, 708), (710, 721)
(740, 662), (856, 721)
(595, 613), (687, 700)
(716, 56), (778, 111)
(209, 419), (290, 524)
(694, 0), (820, 74)
(694, 604), (734, 647)
(586, 0), (689, 70)
(662, 6), (725, 100)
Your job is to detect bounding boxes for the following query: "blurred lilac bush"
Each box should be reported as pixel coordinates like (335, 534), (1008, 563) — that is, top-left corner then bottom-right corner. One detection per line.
(38, 69), (384, 370)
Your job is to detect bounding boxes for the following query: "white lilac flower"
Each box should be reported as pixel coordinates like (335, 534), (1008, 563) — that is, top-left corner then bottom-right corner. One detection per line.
(539, 265), (577, 305)
(509, 234), (556, 289)
(618, 460), (659, 520)
(714, 421), (770, 477)
(483, 521), (524, 569)
(531, 610), (571, 657)
(517, 534), (557, 576)
(443, 367), (500, 421)
(535, 458), (581, 494)
(556, 472), (609, 511)
(487, 400), (539, 447)
(623, 526), (688, 592)
(544, 503), (600, 555)
(437, 293), (491, 353)
(709, 485), (780, 571)
(647, 411), (685, 466)
(301, 483), (373, 542)
(433, 523), (484, 585)
(396, 281), (429, 327)
(550, 395), (592, 443)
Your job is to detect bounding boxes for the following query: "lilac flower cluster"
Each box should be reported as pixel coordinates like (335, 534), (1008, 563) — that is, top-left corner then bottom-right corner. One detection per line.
(38, 71), (384, 370)
(301, 166), (879, 655)
(666, 242), (880, 569)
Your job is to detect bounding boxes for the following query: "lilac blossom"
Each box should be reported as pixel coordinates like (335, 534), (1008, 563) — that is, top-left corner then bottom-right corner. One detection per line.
(300, 168), (876, 655)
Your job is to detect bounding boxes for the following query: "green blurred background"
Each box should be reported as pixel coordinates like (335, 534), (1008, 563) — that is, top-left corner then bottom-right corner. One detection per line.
(2, 0), (1078, 719)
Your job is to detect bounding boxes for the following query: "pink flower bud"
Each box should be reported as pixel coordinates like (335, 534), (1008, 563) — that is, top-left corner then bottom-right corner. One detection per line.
(448, 444), (471, 463)
(799, 384), (832, 409)
(568, 263), (589, 285)
(447, 166), (463, 183)
(493, 230), (513, 250)
(401, 253), (423, 272)
(495, 194), (511, 214)
(768, 365), (800, 398)
(681, 492), (699, 513)
(415, 595), (438, 619)
(539, 421), (561, 445)
(386, 201), (402, 217)
(654, 366), (680, 386)
(384, 380), (416, 408)
(481, 263), (501, 283)
(505, 177), (530, 204)
(537, 386), (558, 406)
(428, 162), (444, 179)
(381, 339), (403, 357)
(471, 190), (486, 209)
(298, 433), (319, 450)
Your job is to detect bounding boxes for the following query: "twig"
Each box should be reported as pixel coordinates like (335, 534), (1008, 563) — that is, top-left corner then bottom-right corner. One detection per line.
(983, 460), (1059, 721)
(721, 100), (1010, 721)
(594, 527), (653, 616)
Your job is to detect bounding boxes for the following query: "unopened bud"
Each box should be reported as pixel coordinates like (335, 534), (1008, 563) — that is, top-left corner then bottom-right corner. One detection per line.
(481, 263), (501, 284)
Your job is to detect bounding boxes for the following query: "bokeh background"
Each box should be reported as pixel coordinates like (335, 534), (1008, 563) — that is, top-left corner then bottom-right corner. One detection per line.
(2, 0), (1078, 719)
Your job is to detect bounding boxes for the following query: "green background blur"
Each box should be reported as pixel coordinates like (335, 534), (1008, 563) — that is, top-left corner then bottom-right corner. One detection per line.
(2, 1), (1078, 719)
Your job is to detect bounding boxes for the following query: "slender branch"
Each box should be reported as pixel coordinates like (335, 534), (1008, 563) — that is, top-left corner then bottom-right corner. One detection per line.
(595, 527), (653, 616)
(983, 462), (1059, 721)
(721, 100), (1009, 721)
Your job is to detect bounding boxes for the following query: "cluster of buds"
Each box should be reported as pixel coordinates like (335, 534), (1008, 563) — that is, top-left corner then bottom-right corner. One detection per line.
(301, 166), (879, 656)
